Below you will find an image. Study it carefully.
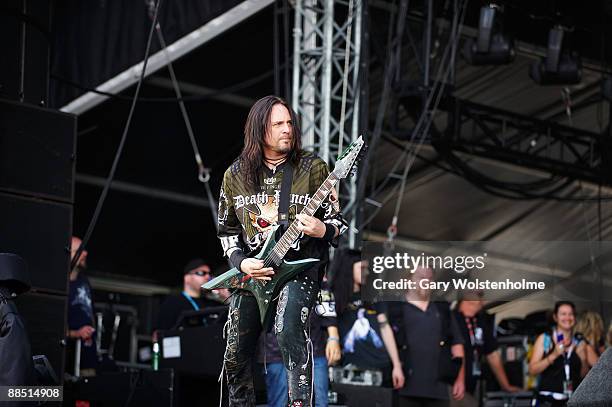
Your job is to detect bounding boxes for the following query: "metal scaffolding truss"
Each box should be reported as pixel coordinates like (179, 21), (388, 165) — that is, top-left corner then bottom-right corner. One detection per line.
(448, 98), (608, 184)
(291, 0), (363, 247)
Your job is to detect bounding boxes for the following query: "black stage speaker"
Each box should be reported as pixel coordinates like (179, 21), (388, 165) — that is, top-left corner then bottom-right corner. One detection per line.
(331, 383), (396, 407)
(0, 99), (76, 201)
(0, 99), (75, 384)
(569, 348), (612, 407)
(0, 99), (75, 293)
(485, 391), (535, 407)
(0, 192), (72, 293)
(14, 292), (67, 381)
(65, 370), (174, 407)
(0, 1), (52, 105)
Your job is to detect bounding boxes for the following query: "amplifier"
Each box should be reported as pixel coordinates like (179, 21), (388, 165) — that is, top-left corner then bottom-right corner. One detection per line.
(331, 383), (396, 407)
(64, 369), (174, 407)
(485, 391), (535, 407)
(158, 324), (225, 378)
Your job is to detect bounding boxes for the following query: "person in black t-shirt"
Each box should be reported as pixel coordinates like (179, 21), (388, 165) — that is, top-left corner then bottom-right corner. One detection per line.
(331, 250), (404, 389)
(385, 267), (465, 407)
(451, 292), (519, 407)
(157, 258), (227, 330)
(67, 236), (97, 376)
(528, 301), (588, 406)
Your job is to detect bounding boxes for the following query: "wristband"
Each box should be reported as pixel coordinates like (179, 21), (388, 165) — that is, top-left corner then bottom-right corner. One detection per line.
(327, 336), (340, 343)
(323, 223), (336, 242)
(230, 250), (248, 271)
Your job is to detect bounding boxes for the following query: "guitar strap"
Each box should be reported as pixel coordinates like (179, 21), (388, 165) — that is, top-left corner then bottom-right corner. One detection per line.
(278, 163), (294, 232)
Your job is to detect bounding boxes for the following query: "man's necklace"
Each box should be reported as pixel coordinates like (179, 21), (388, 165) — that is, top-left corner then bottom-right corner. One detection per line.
(264, 156), (287, 174)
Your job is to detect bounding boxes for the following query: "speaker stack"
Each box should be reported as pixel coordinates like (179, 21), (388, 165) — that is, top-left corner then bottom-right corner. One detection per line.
(0, 98), (76, 381)
(0, 0), (52, 106)
(1, 1), (76, 381)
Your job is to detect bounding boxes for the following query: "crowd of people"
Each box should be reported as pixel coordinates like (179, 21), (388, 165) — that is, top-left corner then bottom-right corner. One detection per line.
(311, 248), (608, 407)
(69, 246), (605, 407)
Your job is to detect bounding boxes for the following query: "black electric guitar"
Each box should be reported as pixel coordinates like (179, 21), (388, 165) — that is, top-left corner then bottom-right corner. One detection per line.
(202, 136), (365, 326)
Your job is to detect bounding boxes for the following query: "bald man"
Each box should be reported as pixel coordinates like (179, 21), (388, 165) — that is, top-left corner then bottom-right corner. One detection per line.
(67, 236), (97, 376)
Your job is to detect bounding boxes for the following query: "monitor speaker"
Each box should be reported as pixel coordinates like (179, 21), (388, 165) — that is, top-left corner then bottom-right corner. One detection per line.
(331, 383), (396, 407)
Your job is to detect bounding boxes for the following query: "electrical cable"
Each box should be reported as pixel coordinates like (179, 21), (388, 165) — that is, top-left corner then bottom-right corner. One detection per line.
(145, 0), (218, 227)
(71, 0), (163, 271)
(389, 0), (468, 232)
(362, 0), (469, 230)
(337, 0), (357, 156)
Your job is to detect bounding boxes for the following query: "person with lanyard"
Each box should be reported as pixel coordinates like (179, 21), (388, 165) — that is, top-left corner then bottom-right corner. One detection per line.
(451, 291), (520, 407)
(157, 258), (225, 330)
(529, 301), (589, 407)
(384, 266), (465, 407)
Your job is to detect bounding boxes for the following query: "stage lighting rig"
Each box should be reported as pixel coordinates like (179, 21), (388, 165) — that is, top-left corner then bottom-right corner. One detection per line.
(463, 4), (515, 65)
(529, 26), (582, 85)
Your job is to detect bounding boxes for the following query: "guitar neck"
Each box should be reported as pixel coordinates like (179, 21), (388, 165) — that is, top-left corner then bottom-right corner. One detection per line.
(271, 173), (339, 261)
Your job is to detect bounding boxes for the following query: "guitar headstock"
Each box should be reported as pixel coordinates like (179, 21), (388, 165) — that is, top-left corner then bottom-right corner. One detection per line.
(332, 135), (367, 179)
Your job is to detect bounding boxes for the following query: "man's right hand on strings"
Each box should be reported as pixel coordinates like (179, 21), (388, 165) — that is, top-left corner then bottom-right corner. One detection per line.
(240, 258), (275, 281)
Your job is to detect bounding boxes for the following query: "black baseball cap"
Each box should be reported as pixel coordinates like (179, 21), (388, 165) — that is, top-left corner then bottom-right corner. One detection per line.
(183, 258), (209, 274)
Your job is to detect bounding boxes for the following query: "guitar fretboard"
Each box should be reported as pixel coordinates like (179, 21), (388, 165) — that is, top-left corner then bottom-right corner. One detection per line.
(268, 173), (339, 264)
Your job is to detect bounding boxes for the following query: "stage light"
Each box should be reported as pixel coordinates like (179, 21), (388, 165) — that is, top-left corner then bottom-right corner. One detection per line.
(463, 4), (515, 65)
(529, 26), (582, 85)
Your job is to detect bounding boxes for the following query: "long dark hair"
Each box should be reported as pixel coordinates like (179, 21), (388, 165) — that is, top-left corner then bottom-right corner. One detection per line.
(330, 248), (362, 315)
(239, 95), (303, 191)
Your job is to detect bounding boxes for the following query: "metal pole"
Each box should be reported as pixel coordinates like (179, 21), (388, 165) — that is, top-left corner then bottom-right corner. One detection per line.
(320, 0), (334, 163)
(424, 0), (433, 88)
(291, 0), (302, 110)
(74, 339), (81, 377)
(348, 0), (364, 249)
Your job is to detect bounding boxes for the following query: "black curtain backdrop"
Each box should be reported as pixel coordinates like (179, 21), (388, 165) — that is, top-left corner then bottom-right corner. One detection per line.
(50, 0), (243, 108)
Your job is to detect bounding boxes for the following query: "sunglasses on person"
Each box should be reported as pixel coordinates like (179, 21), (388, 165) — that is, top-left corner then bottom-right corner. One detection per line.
(189, 270), (211, 276)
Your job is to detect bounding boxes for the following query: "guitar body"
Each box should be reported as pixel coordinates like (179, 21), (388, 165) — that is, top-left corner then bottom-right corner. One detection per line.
(203, 225), (319, 325)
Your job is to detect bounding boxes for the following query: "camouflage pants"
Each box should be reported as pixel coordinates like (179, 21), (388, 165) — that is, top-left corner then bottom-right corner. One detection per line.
(224, 273), (318, 407)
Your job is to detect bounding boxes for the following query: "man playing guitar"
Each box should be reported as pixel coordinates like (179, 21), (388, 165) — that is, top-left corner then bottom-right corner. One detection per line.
(216, 95), (347, 407)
